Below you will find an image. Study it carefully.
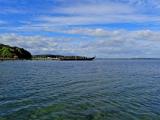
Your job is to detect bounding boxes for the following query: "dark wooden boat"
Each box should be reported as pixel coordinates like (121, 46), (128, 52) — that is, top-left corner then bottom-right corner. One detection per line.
(59, 56), (95, 61)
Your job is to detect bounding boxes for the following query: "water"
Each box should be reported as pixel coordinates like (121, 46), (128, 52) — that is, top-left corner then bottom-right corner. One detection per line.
(0, 59), (160, 120)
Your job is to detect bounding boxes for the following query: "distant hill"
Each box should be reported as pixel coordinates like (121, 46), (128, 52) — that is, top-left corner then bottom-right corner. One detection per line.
(0, 44), (32, 59)
(32, 54), (95, 61)
(0, 44), (95, 61)
(33, 54), (64, 58)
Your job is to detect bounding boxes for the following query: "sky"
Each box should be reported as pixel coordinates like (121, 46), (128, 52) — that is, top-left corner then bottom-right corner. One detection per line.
(1, 0), (160, 58)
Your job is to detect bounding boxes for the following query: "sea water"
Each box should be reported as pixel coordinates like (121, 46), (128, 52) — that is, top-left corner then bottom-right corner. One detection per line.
(0, 59), (160, 120)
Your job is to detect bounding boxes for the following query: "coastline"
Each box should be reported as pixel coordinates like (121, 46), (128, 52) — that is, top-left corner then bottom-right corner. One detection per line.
(1, 58), (160, 61)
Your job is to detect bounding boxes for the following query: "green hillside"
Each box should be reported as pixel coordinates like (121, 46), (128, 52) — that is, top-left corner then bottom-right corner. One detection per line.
(0, 44), (32, 59)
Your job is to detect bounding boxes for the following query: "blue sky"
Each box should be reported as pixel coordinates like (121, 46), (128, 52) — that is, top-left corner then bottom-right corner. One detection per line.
(1, 0), (160, 58)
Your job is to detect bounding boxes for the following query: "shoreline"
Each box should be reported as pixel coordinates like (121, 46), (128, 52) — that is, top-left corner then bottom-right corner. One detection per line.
(1, 58), (160, 61)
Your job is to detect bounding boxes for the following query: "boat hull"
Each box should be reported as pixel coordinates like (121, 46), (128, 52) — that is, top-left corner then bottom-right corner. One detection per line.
(59, 57), (95, 61)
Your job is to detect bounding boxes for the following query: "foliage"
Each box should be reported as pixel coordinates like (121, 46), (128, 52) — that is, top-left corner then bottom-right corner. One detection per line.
(0, 44), (32, 59)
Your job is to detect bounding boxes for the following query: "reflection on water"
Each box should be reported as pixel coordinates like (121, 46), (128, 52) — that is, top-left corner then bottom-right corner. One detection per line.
(0, 59), (160, 120)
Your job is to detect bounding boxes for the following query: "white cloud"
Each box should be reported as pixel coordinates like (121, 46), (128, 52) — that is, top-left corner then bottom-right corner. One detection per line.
(1, 29), (160, 58)
(0, 20), (7, 25)
(35, 1), (160, 26)
(52, 3), (135, 15)
(39, 14), (160, 26)
(1, 0), (160, 32)
(1, 0), (160, 58)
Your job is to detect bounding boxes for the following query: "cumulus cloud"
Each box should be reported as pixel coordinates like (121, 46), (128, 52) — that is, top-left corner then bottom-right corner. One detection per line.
(1, 0), (160, 58)
(1, 29), (160, 58)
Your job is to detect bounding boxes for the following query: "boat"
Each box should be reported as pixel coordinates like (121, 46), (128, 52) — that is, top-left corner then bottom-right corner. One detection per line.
(59, 56), (95, 61)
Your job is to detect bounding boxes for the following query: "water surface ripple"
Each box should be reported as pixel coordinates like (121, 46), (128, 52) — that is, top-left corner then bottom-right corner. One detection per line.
(0, 59), (160, 120)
